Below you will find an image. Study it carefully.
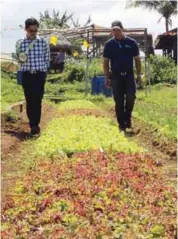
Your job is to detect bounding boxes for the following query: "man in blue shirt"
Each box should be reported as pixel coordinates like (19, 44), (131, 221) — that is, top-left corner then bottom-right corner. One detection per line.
(103, 20), (142, 132)
(55, 50), (65, 73)
(16, 18), (50, 135)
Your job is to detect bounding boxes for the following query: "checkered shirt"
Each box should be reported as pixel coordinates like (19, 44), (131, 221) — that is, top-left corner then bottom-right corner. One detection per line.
(16, 36), (50, 72)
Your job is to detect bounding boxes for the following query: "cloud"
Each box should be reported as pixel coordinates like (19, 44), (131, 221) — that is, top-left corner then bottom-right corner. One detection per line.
(1, 0), (177, 52)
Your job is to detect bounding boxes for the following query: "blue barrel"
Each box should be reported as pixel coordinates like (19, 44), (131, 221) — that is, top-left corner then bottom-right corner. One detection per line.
(91, 76), (112, 97)
(98, 76), (112, 97)
(91, 77), (100, 94)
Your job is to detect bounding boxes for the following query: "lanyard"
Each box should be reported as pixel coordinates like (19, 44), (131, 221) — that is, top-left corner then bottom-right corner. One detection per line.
(16, 38), (38, 54)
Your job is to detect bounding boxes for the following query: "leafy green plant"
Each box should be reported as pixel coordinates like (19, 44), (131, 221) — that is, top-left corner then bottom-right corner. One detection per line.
(149, 55), (177, 84)
(67, 66), (85, 83)
(58, 100), (97, 110)
(89, 58), (104, 77)
(35, 114), (141, 156)
(6, 110), (19, 122)
(148, 224), (165, 238)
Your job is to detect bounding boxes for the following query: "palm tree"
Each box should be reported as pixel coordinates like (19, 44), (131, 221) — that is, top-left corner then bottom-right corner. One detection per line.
(39, 10), (73, 29)
(71, 16), (92, 28)
(126, 1), (177, 32)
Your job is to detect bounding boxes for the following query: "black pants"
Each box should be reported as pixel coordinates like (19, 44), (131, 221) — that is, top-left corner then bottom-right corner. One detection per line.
(111, 72), (136, 128)
(22, 72), (46, 128)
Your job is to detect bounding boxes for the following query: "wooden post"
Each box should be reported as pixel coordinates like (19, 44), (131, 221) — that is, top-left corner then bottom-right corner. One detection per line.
(92, 28), (95, 58)
(144, 28), (148, 96)
(148, 57), (151, 93)
(85, 29), (90, 95)
(144, 28), (151, 95)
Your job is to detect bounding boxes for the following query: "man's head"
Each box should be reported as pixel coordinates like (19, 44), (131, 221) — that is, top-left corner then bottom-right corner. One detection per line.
(25, 18), (39, 39)
(111, 21), (124, 40)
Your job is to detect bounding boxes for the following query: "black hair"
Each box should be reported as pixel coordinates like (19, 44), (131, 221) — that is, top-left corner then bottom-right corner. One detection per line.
(25, 18), (39, 29)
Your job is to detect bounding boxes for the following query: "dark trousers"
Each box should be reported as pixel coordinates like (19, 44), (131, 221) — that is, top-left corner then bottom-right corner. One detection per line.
(111, 72), (136, 128)
(22, 72), (46, 128)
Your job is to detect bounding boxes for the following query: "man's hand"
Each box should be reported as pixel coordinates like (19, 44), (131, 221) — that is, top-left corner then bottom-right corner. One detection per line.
(105, 78), (112, 88)
(136, 75), (142, 88)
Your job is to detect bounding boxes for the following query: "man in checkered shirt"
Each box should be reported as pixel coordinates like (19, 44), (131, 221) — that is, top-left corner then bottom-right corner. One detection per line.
(16, 18), (50, 135)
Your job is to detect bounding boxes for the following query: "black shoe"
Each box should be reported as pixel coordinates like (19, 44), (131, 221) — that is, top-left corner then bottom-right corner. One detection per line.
(125, 120), (132, 129)
(119, 125), (126, 133)
(31, 126), (40, 136)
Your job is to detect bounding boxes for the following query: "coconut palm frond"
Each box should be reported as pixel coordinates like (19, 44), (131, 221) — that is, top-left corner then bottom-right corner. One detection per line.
(126, 0), (160, 10)
(84, 15), (92, 27)
(71, 17), (80, 28)
(157, 16), (163, 23)
(65, 13), (74, 22)
(168, 17), (172, 27)
(39, 9), (73, 29)
(126, 0), (177, 32)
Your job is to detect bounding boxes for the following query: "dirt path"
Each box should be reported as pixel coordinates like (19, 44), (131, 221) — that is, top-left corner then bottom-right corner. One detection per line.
(1, 103), (60, 206)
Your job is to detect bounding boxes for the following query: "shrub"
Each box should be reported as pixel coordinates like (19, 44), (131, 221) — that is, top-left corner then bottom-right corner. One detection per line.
(67, 65), (85, 83)
(89, 58), (104, 78)
(149, 55), (177, 84)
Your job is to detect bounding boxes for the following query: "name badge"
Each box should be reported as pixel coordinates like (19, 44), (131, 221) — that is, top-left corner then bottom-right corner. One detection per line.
(19, 52), (28, 63)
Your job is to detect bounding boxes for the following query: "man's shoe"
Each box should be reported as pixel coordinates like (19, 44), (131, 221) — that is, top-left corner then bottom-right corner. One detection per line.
(119, 125), (126, 133)
(31, 126), (40, 136)
(125, 120), (132, 129)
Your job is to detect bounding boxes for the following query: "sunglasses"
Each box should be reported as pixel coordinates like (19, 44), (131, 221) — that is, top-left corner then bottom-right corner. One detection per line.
(28, 29), (38, 33)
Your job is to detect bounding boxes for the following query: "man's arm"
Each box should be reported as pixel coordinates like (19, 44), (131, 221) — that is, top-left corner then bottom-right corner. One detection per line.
(133, 41), (142, 87)
(134, 56), (141, 77)
(103, 42), (112, 88)
(103, 58), (110, 79)
(103, 58), (112, 88)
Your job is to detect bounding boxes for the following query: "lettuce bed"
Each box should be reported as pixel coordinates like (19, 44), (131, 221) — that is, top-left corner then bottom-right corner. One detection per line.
(58, 100), (97, 111)
(35, 115), (141, 157)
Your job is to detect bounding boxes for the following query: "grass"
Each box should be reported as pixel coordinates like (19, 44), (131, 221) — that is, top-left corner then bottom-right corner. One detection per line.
(1, 72), (24, 112)
(95, 84), (177, 139)
(137, 84), (177, 108)
(45, 81), (86, 98)
(134, 85), (177, 138)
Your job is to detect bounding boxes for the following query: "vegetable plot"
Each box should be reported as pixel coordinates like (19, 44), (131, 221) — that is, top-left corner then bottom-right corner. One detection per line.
(1, 99), (177, 239)
(2, 152), (176, 238)
(35, 116), (141, 157)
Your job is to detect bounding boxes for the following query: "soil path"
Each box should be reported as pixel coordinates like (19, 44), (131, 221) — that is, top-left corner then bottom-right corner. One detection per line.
(1, 103), (60, 206)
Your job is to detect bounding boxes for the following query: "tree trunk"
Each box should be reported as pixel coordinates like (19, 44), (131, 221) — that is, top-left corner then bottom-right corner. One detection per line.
(165, 18), (169, 33)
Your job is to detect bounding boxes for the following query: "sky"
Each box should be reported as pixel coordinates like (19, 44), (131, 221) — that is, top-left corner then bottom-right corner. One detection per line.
(1, 0), (177, 53)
